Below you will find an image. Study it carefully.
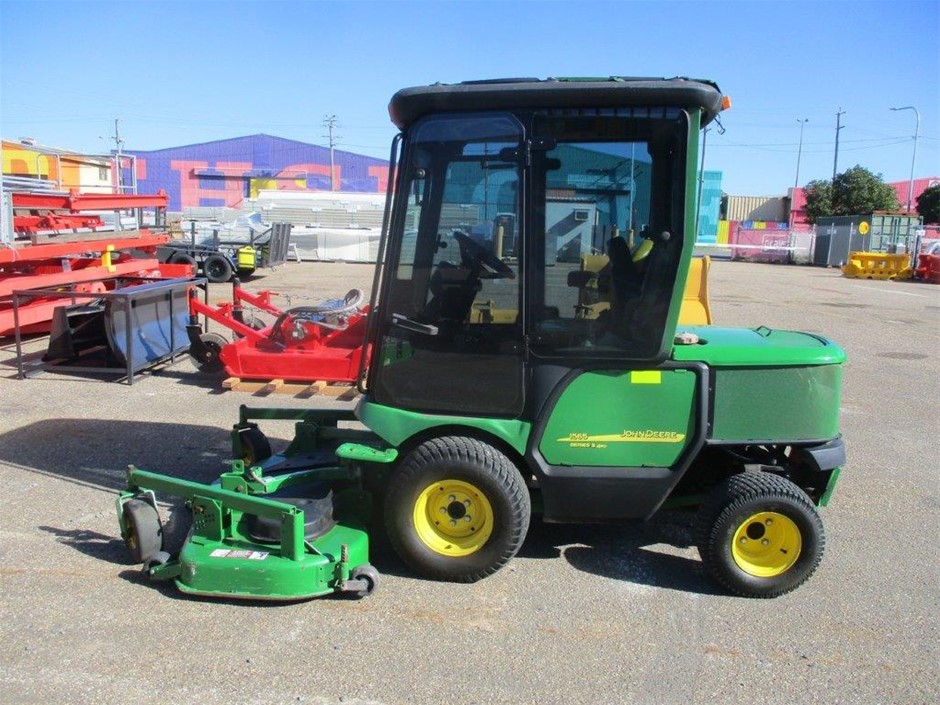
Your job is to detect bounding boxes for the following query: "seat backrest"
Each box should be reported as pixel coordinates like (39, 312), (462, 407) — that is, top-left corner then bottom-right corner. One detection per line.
(678, 256), (712, 325)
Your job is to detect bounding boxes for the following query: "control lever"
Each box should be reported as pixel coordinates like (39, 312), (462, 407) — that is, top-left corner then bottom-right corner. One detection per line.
(391, 313), (439, 336)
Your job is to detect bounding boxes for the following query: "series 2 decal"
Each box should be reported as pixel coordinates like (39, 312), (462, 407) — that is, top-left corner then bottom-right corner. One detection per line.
(557, 430), (686, 449)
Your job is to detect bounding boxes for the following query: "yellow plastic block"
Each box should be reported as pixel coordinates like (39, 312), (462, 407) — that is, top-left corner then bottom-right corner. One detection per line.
(840, 252), (912, 280)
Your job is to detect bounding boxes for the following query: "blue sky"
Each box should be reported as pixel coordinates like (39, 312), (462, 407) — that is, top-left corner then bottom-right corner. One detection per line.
(1, 0), (937, 196)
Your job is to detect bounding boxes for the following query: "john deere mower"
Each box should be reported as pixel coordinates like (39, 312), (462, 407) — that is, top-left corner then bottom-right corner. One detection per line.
(117, 76), (845, 599)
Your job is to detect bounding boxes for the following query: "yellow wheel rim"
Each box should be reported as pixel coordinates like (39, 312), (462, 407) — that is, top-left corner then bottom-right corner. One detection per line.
(732, 511), (802, 577)
(413, 479), (494, 557)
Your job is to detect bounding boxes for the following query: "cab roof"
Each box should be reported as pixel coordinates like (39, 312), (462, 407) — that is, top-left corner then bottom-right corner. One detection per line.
(388, 76), (725, 130)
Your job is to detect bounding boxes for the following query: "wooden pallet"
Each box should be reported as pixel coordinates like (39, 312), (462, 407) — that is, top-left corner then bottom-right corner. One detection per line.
(221, 377), (360, 399)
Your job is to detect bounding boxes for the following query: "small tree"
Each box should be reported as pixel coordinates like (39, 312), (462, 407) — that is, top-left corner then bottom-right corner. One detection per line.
(832, 166), (900, 215)
(802, 166), (899, 224)
(803, 179), (833, 224)
(916, 184), (940, 224)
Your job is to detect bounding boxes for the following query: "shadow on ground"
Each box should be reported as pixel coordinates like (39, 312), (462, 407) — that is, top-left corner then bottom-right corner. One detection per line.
(370, 511), (721, 597)
(521, 513), (722, 596)
(0, 418), (237, 490)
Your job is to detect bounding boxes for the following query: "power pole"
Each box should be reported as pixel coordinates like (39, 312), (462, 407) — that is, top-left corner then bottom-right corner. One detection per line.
(323, 115), (339, 191)
(832, 108), (845, 182)
(112, 118), (125, 192)
(795, 118), (808, 190)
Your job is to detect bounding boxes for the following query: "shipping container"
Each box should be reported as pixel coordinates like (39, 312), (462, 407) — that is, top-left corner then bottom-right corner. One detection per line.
(722, 195), (787, 223)
(813, 213), (923, 266)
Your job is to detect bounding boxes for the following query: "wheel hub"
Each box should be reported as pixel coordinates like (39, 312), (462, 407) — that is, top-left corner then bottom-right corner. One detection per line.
(413, 479), (494, 556)
(731, 511), (802, 577)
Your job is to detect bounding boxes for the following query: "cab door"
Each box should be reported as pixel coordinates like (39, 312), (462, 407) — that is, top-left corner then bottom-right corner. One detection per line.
(371, 112), (526, 417)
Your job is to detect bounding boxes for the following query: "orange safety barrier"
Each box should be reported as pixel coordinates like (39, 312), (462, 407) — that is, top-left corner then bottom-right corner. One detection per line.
(841, 252), (913, 281)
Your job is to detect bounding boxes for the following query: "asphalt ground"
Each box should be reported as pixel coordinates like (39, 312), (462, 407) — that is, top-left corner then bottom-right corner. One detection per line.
(0, 258), (937, 705)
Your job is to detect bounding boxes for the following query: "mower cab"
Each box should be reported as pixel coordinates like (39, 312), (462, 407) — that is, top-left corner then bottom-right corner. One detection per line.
(118, 77), (845, 600)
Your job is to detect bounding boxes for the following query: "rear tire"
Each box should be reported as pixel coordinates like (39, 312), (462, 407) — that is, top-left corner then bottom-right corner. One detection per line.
(384, 436), (530, 583)
(696, 472), (825, 598)
(169, 252), (197, 272)
(203, 254), (233, 283)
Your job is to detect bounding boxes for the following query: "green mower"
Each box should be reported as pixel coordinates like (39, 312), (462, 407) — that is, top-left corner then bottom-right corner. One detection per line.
(117, 76), (846, 599)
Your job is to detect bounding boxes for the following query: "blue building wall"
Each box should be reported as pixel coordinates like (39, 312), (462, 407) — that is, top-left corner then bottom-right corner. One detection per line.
(123, 134), (389, 211)
(696, 170), (722, 243)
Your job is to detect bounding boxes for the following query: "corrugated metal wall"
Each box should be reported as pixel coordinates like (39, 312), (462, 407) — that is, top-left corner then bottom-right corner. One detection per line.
(723, 195), (787, 223)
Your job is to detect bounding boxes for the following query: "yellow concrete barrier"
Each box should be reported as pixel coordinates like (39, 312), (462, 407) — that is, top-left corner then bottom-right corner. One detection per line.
(841, 252), (913, 280)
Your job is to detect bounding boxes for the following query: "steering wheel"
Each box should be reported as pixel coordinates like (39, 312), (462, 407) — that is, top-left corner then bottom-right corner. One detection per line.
(453, 230), (515, 279)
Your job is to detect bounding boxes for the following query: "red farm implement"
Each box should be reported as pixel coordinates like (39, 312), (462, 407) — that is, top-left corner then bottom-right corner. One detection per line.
(187, 281), (369, 384)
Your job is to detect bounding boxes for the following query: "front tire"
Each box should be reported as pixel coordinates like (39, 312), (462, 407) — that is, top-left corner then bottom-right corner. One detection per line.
(384, 436), (530, 583)
(697, 472), (825, 598)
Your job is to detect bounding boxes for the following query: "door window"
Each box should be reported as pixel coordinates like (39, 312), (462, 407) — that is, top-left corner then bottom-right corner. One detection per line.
(528, 110), (687, 360)
(373, 113), (525, 416)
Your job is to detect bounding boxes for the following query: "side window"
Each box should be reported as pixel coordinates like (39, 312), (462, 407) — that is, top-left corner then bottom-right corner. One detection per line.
(530, 112), (684, 360)
(374, 113), (526, 417)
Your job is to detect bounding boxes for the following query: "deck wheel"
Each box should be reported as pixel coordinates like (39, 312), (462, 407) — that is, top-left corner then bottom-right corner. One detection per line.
(192, 332), (228, 374)
(238, 427), (272, 467)
(122, 499), (163, 564)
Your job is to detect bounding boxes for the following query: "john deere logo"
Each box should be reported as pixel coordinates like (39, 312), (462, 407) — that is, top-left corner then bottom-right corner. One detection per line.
(558, 430), (686, 447)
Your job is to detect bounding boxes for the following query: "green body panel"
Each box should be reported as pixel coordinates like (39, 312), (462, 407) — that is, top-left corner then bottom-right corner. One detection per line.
(669, 326), (845, 443)
(540, 369), (697, 467)
(176, 521), (368, 600)
(672, 326), (847, 367)
(357, 399), (532, 456)
(711, 364), (843, 441)
(818, 467), (842, 507)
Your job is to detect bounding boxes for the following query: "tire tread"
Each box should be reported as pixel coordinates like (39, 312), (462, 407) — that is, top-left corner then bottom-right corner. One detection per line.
(385, 436), (530, 583)
(696, 472), (825, 598)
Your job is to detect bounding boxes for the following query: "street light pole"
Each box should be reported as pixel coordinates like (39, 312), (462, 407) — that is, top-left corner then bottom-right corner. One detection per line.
(890, 106), (920, 212)
(795, 118), (809, 190)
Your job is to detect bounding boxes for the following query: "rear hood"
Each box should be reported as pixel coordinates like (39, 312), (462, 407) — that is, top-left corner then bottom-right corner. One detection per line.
(671, 326), (847, 367)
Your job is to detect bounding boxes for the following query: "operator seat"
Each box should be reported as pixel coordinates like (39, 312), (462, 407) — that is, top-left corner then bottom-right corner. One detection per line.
(424, 262), (481, 323)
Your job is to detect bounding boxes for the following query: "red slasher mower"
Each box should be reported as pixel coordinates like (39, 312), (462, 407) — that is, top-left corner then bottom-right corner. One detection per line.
(186, 281), (369, 384)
